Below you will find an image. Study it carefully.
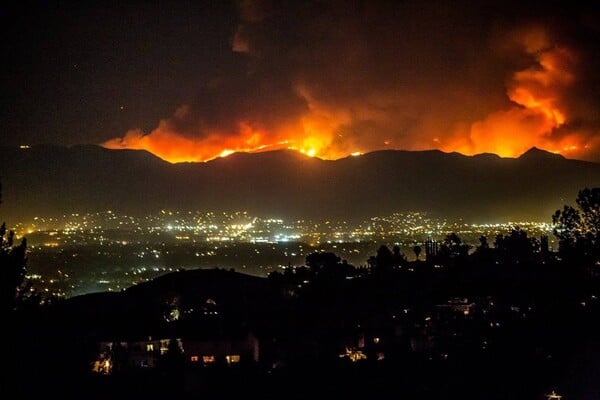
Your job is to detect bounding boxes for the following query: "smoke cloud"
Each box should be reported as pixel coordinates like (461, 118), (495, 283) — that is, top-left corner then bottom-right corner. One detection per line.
(103, 1), (600, 162)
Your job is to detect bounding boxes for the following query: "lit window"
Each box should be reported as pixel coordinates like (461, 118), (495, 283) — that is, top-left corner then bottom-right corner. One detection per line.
(160, 341), (169, 354)
(226, 355), (240, 364)
(190, 356), (199, 362)
(146, 343), (154, 352)
(202, 355), (215, 363)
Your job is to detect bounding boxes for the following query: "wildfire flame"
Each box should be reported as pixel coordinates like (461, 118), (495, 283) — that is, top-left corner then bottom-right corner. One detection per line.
(439, 28), (583, 159)
(102, 26), (594, 163)
(103, 103), (355, 163)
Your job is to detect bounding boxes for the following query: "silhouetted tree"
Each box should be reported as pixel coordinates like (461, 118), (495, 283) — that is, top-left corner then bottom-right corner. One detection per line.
(306, 252), (340, 273)
(304, 251), (355, 283)
(159, 338), (185, 379)
(0, 180), (29, 315)
(494, 227), (539, 264)
(540, 234), (549, 257)
(552, 188), (600, 265)
(392, 244), (408, 267)
(110, 341), (130, 374)
(439, 233), (471, 261)
(371, 244), (394, 272)
(413, 245), (421, 261)
(478, 235), (489, 251)
(338, 259), (356, 277)
(472, 235), (494, 265)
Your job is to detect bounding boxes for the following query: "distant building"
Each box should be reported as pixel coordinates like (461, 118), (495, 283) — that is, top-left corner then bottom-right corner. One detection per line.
(92, 330), (260, 373)
(425, 237), (439, 261)
(184, 331), (259, 366)
(93, 337), (183, 372)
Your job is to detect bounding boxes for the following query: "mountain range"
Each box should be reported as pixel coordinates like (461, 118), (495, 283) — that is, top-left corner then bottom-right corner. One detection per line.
(0, 144), (598, 223)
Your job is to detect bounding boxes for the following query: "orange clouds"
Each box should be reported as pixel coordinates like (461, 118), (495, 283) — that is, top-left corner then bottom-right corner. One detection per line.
(439, 28), (587, 159)
(102, 9), (598, 164)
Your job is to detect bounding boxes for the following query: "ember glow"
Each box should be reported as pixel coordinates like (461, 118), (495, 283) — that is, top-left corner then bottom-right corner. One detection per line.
(99, 3), (600, 163)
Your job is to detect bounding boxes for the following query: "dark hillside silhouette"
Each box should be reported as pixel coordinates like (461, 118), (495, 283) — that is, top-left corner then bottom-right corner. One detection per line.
(0, 145), (599, 222)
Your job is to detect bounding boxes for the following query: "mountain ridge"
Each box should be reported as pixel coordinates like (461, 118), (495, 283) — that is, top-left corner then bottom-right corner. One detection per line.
(0, 144), (598, 223)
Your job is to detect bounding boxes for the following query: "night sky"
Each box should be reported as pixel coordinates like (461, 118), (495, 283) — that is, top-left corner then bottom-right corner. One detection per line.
(2, 0), (600, 163)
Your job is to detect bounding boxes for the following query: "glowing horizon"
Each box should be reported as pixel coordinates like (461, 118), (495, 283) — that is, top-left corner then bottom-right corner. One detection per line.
(99, 139), (583, 164)
(101, 22), (599, 165)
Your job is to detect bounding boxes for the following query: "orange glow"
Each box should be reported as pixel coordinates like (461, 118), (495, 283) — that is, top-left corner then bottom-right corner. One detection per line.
(103, 100), (354, 162)
(220, 149), (235, 158)
(507, 47), (574, 126)
(102, 28), (595, 163)
(439, 29), (586, 159)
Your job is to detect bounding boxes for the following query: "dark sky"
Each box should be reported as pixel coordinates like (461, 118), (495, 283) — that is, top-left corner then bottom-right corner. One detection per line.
(2, 0), (600, 162)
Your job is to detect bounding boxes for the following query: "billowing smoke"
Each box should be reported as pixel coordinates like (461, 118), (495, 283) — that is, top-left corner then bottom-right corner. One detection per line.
(443, 26), (587, 158)
(103, 1), (600, 162)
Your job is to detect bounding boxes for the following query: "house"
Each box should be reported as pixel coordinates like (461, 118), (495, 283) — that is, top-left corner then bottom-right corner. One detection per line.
(183, 331), (259, 366)
(92, 330), (259, 374)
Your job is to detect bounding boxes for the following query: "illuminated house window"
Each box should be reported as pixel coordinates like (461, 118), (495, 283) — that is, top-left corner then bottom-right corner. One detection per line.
(190, 356), (199, 362)
(202, 355), (215, 364)
(160, 340), (169, 355)
(146, 343), (154, 352)
(225, 355), (240, 364)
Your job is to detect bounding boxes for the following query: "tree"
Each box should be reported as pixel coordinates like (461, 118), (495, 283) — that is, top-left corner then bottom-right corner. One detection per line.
(305, 251), (354, 280)
(392, 244), (408, 267)
(477, 235), (489, 251)
(1, 179), (34, 396)
(552, 188), (600, 265)
(493, 227), (539, 264)
(305, 251), (341, 273)
(159, 338), (185, 375)
(413, 245), (422, 261)
(374, 244), (394, 271)
(0, 180), (29, 315)
(472, 235), (494, 265)
(110, 341), (130, 374)
(439, 233), (471, 259)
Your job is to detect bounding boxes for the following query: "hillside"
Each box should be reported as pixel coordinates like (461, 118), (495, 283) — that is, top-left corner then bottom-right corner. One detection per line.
(1, 144), (598, 222)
